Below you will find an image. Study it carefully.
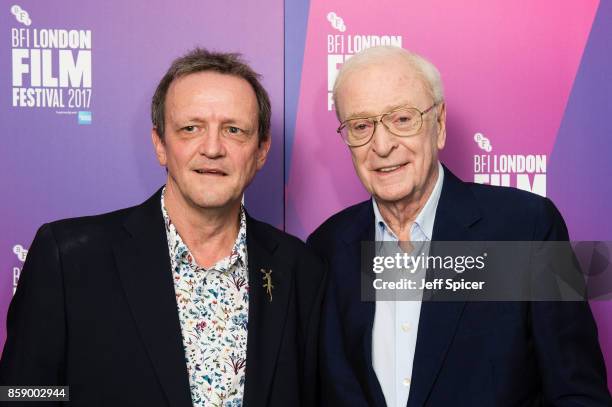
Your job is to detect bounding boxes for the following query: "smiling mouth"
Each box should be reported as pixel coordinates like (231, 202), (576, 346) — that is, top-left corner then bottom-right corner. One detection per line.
(376, 163), (407, 173)
(194, 169), (227, 176)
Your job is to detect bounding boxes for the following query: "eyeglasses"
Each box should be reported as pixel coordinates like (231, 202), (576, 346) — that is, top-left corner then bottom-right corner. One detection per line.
(337, 103), (440, 147)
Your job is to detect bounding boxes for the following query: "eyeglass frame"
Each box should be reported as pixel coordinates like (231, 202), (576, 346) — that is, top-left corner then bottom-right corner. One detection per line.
(336, 102), (441, 147)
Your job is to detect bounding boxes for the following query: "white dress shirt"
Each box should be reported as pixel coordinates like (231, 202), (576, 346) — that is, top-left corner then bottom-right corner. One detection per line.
(372, 161), (444, 407)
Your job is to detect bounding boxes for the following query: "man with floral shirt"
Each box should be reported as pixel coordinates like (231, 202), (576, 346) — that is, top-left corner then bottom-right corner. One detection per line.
(0, 49), (326, 407)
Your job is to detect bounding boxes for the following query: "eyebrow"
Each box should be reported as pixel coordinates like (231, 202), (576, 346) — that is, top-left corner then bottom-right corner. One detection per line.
(345, 102), (413, 120)
(173, 116), (251, 127)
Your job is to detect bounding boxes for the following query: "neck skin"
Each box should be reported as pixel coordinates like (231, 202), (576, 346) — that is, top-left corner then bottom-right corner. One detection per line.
(375, 163), (439, 241)
(164, 182), (241, 269)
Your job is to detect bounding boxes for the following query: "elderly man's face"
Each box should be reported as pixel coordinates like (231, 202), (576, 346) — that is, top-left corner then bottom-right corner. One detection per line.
(335, 61), (446, 205)
(152, 71), (270, 212)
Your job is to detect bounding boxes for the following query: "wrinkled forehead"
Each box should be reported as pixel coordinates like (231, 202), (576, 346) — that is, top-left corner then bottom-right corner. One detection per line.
(165, 71), (259, 122)
(335, 60), (432, 119)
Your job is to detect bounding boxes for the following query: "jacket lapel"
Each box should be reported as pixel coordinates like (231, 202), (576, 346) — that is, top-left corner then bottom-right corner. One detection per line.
(342, 202), (388, 407)
(407, 167), (483, 407)
(242, 215), (292, 407)
(112, 189), (193, 407)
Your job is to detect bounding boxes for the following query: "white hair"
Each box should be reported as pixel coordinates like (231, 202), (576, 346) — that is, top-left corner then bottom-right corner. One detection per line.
(333, 46), (444, 114)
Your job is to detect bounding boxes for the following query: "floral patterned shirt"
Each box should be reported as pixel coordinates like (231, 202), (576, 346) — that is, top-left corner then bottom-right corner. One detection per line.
(161, 188), (249, 407)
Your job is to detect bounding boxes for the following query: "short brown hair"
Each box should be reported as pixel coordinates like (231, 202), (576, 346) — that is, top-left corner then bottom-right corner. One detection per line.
(151, 48), (271, 143)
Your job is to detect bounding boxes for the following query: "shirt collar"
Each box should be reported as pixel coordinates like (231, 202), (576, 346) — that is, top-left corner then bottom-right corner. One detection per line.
(372, 161), (445, 241)
(160, 186), (247, 272)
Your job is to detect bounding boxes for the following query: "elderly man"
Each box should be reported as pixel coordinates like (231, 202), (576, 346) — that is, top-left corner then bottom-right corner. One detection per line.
(308, 46), (611, 406)
(0, 48), (325, 407)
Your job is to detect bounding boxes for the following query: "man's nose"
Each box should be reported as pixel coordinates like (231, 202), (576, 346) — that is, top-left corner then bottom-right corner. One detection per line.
(198, 128), (225, 158)
(370, 120), (396, 156)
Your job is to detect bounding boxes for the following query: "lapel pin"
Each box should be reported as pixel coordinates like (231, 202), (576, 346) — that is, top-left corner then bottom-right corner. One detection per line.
(260, 268), (274, 302)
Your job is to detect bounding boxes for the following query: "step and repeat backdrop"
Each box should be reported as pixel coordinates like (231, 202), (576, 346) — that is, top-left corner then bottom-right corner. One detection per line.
(2, 0), (612, 389)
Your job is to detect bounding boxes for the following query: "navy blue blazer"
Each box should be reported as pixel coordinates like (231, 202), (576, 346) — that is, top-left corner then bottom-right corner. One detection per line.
(308, 166), (611, 406)
(0, 188), (326, 407)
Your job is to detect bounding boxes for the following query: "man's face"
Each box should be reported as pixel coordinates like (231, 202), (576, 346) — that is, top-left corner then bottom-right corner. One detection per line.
(335, 60), (446, 205)
(152, 71), (270, 211)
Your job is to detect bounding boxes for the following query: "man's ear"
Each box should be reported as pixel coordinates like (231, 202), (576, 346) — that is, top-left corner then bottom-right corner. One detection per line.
(151, 128), (167, 166)
(436, 103), (447, 150)
(256, 134), (272, 170)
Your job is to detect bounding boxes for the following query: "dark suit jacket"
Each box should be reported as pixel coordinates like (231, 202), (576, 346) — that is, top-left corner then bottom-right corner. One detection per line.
(0, 188), (326, 407)
(308, 166), (611, 407)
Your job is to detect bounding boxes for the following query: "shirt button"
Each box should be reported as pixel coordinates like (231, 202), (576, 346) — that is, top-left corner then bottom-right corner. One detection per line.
(401, 322), (412, 332)
(403, 377), (411, 387)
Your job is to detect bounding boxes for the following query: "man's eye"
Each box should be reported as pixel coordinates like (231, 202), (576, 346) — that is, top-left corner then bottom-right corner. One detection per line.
(391, 112), (415, 122)
(349, 120), (372, 132)
(224, 126), (246, 136)
(391, 114), (416, 129)
(182, 125), (197, 133)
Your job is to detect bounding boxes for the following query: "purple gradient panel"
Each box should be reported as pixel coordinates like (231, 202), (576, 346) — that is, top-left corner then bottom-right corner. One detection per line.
(284, 0), (310, 182)
(0, 0), (283, 350)
(548, 1), (612, 388)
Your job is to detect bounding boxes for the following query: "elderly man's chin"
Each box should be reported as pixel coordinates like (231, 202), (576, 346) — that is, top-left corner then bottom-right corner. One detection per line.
(371, 183), (418, 205)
